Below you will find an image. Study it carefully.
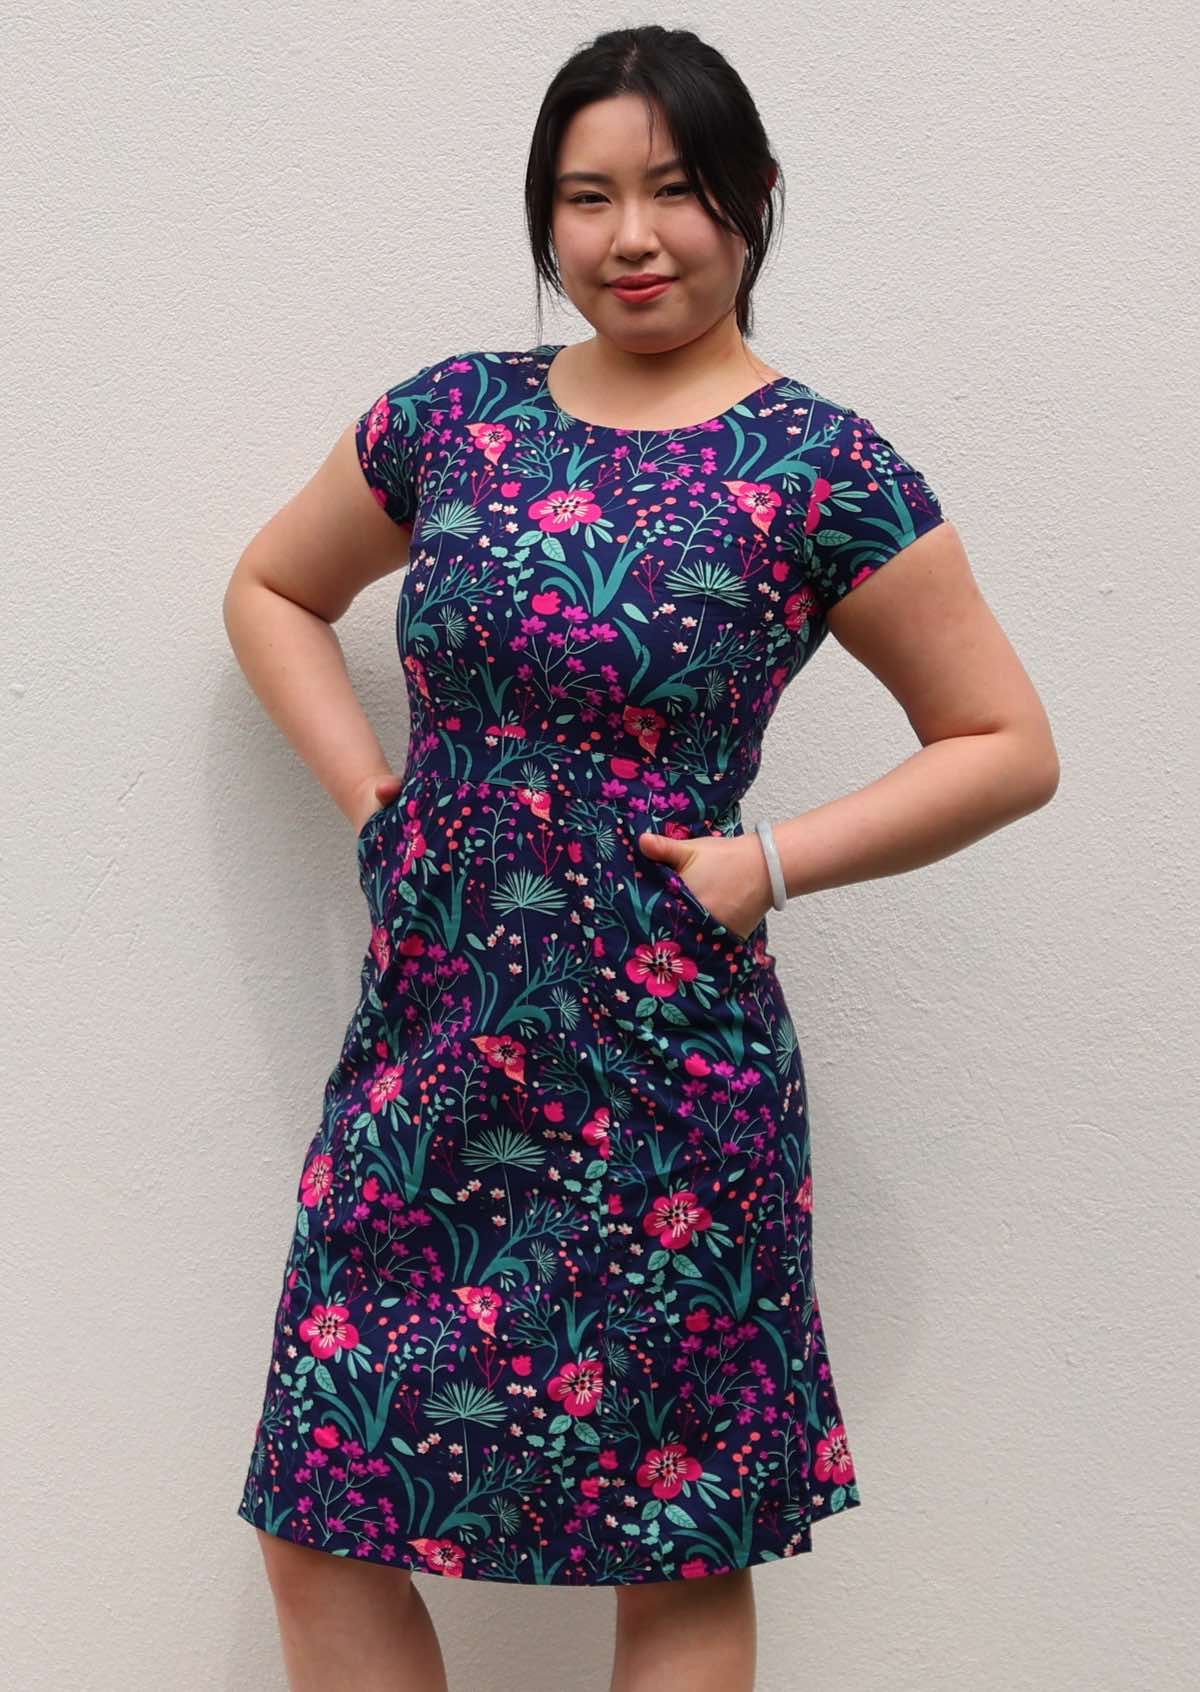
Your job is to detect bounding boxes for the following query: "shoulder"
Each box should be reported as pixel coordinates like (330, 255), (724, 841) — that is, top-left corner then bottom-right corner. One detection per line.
(367, 346), (545, 414)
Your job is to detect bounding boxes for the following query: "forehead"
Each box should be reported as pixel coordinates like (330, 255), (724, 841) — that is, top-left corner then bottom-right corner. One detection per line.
(555, 94), (681, 182)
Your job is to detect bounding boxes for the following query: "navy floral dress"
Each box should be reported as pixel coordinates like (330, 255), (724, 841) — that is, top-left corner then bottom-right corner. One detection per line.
(236, 343), (947, 1584)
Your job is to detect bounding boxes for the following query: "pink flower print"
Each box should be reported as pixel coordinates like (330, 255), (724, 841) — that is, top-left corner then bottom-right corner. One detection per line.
(403, 653), (430, 699)
(485, 722), (528, 742)
(409, 1536), (466, 1577)
(547, 1357), (604, 1416)
(366, 1063), (406, 1115)
(369, 922), (391, 973)
(624, 937), (699, 998)
(642, 1190), (714, 1250)
(684, 1307), (713, 1332)
(312, 1423), (343, 1450)
(470, 1032), (527, 1084)
(300, 1152), (334, 1208)
(812, 1421), (856, 1485)
(582, 1104), (613, 1159)
(361, 396), (390, 456)
(621, 703), (667, 755)
(636, 1441), (703, 1499)
(805, 473), (833, 534)
(299, 1301), (360, 1360)
(783, 583), (820, 632)
(683, 1050), (712, 1076)
(681, 1555), (715, 1578)
(511, 1353), (534, 1377)
(530, 589), (561, 615)
(527, 486), (603, 532)
(516, 785), (551, 820)
(722, 478), (782, 534)
(453, 1284), (504, 1337)
(795, 1174), (813, 1214)
(465, 419), (513, 464)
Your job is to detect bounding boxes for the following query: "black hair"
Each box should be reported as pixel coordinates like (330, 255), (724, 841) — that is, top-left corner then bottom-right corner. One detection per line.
(524, 24), (783, 341)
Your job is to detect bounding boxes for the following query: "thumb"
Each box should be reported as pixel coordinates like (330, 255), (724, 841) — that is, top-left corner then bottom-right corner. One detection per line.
(638, 828), (686, 866)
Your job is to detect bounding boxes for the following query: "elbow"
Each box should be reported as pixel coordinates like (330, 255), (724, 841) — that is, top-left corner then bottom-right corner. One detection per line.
(1030, 748), (1061, 809)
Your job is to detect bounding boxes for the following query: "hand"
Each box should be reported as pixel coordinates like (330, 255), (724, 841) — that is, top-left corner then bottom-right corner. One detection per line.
(637, 828), (772, 940)
(350, 769), (403, 835)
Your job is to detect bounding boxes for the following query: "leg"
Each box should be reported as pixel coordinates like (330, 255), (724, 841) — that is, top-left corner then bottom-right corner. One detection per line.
(253, 1528), (450, 1692)
(609, 1567), (757, 1692)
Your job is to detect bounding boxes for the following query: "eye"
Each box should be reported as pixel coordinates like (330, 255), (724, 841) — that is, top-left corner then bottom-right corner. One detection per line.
(567, 183), (693, 206)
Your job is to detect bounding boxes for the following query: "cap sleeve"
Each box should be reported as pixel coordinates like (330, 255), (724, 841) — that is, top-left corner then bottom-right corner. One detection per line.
(354, 358), (442, 528)
(805, 407), (947, 611)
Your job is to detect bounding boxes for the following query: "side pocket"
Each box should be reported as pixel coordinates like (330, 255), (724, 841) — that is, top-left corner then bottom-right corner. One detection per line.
(663, 866), (753, 955)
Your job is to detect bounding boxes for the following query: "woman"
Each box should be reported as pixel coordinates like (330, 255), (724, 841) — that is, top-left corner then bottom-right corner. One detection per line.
(225, 23), (1059, 1692)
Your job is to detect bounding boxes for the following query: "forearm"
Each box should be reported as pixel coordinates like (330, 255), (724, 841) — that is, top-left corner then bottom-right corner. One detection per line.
(222, 572), (389, 825)
(768, 729), (1058, 899)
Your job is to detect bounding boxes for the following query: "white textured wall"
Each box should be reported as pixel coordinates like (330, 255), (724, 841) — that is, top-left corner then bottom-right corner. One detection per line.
(4, 3), (1197, 1689)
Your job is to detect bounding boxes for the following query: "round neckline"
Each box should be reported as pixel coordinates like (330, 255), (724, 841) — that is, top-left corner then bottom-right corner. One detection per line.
(534, 342), (789, 436)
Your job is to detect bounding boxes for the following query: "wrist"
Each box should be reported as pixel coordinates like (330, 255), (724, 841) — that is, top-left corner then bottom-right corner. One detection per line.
(752, 818), (789, 910)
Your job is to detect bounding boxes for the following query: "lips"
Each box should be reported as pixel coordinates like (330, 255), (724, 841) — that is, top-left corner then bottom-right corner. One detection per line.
(610, 276), (675, 289)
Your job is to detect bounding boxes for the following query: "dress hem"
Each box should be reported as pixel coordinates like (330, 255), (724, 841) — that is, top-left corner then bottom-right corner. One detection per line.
(235, 1493), (861, 1587)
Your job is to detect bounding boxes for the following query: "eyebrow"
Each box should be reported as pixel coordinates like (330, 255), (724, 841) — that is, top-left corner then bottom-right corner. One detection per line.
(556, 158), (685, 186)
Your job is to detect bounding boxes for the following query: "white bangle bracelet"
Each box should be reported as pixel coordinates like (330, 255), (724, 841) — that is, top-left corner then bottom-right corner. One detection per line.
(754, 818), (789, 911)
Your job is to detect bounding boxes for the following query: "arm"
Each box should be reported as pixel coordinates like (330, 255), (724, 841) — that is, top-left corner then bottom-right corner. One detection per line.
(760, 517), (1060, 902)
(221, 422), (415, 831)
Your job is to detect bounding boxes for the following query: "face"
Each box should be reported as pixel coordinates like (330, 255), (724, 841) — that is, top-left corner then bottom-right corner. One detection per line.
(550, 94), (748, 351)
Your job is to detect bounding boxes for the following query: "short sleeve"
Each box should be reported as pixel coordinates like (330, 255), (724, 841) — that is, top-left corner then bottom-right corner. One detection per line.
(805, 407), (948, 612)
(354, 358), (441, 528)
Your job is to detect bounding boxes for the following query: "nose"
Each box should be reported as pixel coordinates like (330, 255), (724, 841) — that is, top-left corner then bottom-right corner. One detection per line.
(612, 202), (661, 262)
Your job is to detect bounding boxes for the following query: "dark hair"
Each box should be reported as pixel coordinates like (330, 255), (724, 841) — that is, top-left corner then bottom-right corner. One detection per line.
(524, 24), (783, 341)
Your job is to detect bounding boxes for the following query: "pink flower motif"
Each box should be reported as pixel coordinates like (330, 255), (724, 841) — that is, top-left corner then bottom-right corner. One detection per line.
(366, 1063), (406, 1115)
(516, 785), (551, 820)
(408, 1536), (466, 1577)
(642, 1190), (714, 1250)
(795, 1174), (813, 1213)
(625, 937), (699, 998)
(547, 1357), (604, 1416)
(721, 478), (782, 534)
(369, 923), (391, 973)
(453, 1284), (504, 1337)
(531, 589), (561, 615)
(465, 419), (513, 464)
(312, 1424), (342, 1450)
(528, 487), (603, 532)
(783, 583), (820, 631)
(362, 396), (390, 455)
(636, 1441), (703, 1498)
(300, 1152), (334, 1208)
(805, 474), (833, 534)
(403, 654), (430, 699)
(621, 703), (667, 755)
(812, 1422), (856, 1485)
(583, 1104), (613, 1159)
(298, 1301), (360, 1360)
(470, 1032), (527, 1084)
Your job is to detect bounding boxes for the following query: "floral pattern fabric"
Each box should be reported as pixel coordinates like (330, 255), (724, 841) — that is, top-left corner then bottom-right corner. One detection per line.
(236, 343), (947, 1584)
